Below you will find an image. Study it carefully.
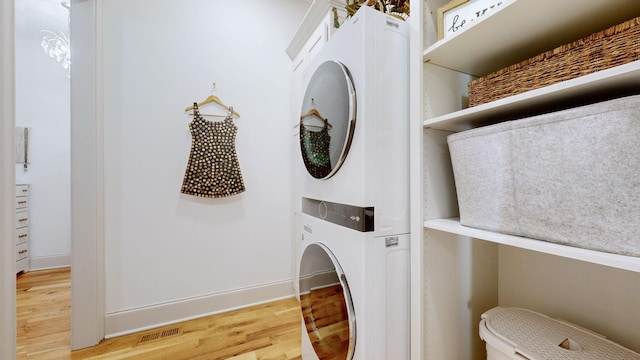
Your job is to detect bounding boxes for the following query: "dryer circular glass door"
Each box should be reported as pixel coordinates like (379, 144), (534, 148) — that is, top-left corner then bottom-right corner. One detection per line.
(299, 243), (356, 360)
(299, 60), (356, 179)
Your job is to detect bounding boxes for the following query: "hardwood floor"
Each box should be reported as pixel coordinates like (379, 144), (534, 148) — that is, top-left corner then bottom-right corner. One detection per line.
(300, 285), (350, 360)
(17, 268), (302, 359)
(17, 267), (71, 359)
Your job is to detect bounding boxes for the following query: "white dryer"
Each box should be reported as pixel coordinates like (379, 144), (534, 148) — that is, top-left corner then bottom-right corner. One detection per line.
(297, 6), (411, 360)
(298, 6), (410, 238)
(299, 213), (410, 360)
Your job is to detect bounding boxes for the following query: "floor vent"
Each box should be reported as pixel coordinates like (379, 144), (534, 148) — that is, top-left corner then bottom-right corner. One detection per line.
(136, 326), (183, 345)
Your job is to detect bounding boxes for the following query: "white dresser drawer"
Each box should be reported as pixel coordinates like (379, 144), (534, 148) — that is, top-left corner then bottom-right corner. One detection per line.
(16, 258), (29, 273)
(16, 242), (29, 261)
(15, 210), (29, 229)
(15, 184), (29, 197)
(15, 184), (30, 274)
(16, 227), (29, 246)
(15, 196), (29, 209)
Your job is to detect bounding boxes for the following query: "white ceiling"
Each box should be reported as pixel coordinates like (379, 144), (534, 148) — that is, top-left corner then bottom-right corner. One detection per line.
(15, 0), (69, 38)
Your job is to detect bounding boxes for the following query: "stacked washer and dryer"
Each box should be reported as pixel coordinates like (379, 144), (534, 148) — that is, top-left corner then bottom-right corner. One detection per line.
(296, 7), (410, 360)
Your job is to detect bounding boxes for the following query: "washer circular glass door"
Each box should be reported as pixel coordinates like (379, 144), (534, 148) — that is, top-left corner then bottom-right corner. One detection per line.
(299, 60), (356, 179)
(299, 243), (356, 360)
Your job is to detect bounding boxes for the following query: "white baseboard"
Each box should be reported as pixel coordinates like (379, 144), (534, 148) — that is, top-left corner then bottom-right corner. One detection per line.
(104, 279), (295, 338)
(29, 254), (72, 270)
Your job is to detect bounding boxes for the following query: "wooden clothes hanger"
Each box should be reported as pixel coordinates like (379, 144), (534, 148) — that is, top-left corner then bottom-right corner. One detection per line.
(185, 94), (241, 117)
(300, 108), (332, 128)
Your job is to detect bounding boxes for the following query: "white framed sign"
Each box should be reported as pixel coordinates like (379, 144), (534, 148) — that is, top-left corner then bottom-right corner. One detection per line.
(437, 0), (512, 40)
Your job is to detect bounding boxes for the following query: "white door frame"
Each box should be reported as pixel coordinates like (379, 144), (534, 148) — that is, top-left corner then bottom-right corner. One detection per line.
(70, 0), (105, 350)
(1, 0), (17, 357)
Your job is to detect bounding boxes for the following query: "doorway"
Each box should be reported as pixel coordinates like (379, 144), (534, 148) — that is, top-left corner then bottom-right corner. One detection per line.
(14, 0), (72, 354)
(15, 0), (72, 271)
(2, 0), (104, 356)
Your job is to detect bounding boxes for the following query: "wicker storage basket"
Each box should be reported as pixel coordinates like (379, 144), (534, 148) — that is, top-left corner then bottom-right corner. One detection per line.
(468, 16), (640, 107)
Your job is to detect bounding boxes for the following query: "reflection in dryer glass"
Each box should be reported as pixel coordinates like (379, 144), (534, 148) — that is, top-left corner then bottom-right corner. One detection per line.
(299, 60), (356, 179)
(300, 122), (332, 178)
(299, 243), (355, 360)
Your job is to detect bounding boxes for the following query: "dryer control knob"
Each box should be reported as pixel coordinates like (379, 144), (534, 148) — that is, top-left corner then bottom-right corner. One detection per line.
(319, 201), (328, 219)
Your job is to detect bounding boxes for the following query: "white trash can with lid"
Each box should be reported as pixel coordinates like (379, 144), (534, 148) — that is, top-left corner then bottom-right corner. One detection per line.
(479, 307), (640, 360)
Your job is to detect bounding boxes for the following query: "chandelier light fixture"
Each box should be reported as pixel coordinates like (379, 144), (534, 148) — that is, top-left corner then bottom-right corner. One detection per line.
(40, 1), (71, 75)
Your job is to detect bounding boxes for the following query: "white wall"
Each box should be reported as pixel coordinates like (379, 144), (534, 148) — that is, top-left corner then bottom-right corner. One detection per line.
(101, 0), (309, 336)
(15, 0), (72, 269)
(499, 246), (640, 353)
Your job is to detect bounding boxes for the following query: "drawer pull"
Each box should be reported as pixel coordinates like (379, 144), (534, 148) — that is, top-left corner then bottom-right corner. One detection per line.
(22, 189), (28, 192)
(18, 250), (28, 255)
(18, 218), (28, 222)
(18, 201), (27, 205)
(18, 234), (28, 238)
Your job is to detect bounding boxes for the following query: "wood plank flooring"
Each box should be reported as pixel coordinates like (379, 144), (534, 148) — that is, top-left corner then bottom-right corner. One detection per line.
(300, 285), (350, 360)
(17, 268), (302, 359)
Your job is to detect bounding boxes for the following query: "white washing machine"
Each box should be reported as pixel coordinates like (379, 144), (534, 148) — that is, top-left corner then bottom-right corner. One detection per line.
(298, 6), (410, 238)
(299, 213), (410, 360)
(297, 6), (411, 360)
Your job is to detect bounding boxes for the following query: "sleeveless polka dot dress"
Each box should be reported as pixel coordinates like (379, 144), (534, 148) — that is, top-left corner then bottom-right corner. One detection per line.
(181, 103), (245, 198)
(300, 122), (332, 179)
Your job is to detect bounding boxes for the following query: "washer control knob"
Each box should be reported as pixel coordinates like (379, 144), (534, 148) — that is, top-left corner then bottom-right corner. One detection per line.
(319, 201), (328, 219)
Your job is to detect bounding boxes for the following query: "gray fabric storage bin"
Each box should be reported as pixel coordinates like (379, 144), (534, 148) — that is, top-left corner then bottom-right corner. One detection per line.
(447, 94), (640, 257)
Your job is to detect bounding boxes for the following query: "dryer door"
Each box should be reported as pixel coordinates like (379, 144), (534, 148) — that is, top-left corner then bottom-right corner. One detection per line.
(299, 243), (356, 360)
(299, 60), (356, 179)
